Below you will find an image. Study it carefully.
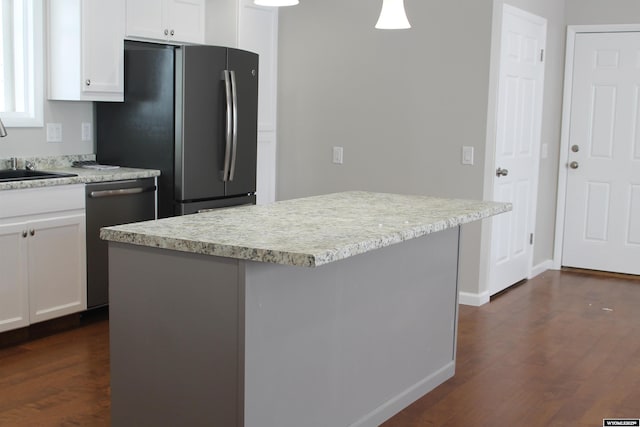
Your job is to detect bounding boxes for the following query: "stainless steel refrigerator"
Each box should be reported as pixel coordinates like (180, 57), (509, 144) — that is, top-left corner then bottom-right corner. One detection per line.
(96, 41), (258, 218)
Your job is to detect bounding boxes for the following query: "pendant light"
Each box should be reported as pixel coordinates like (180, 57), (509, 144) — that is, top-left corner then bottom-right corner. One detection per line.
(375, 0), (411, 30)
(254, 0), (299, 6)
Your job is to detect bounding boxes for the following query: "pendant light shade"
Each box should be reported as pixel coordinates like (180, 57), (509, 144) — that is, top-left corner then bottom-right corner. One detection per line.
(254, 0), (299, 6)
(375, 0), (411, 29)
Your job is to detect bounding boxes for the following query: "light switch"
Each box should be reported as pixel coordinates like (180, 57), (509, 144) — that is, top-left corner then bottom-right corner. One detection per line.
(462, 146), (474, 165)
(82, 122), (92, 142)
(46, 123), (63, 143)
(333, 146), (344, 164)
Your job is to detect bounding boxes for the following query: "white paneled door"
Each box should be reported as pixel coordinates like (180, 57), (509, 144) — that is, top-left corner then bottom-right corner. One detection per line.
(562, 32), (640, 275)
(489, 5), (546, 295)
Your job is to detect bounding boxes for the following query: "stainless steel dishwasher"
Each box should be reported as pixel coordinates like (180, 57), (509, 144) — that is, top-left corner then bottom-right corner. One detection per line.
(85, 178), (156, 308)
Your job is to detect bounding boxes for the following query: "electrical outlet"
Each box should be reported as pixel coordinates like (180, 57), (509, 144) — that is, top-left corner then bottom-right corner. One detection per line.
(333, 146), (344, 164)
(81, 122), (92, 142)
(462, 146), (474, 165)
(46, 123), (63, 143)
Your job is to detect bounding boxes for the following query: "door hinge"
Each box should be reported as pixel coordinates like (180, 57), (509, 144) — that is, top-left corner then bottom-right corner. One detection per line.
(530, 233), (534, 245)
(540, 49), (545, 62)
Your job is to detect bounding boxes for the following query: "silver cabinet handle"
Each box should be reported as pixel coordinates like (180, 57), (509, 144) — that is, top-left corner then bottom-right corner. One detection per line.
(170, 29), (175, 36)
(229, 70), (238, 181)
(22, 230), (27, 238)
(496, 167), (509, 177)
(164, 29), (169, 36)
(29, 229), (35, 236)
(85, 79), (91, 86)
(569, 161), (579, 169)
(89, 186), (156, 198)
(222, 70), (233, 182)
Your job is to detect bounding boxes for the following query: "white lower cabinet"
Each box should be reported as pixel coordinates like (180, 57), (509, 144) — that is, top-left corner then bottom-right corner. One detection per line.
(0, 186), (87, 333)
(0, 223), (29, 332)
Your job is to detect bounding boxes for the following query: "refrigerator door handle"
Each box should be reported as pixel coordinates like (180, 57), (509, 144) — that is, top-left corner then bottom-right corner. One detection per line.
(229, 70), (239, 181)
(222, 70), (233, 182)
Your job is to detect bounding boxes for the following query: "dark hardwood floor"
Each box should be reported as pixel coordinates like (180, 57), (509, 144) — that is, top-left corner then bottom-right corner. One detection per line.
(0, 311), (110, 426)
(0, 269), (638, 426)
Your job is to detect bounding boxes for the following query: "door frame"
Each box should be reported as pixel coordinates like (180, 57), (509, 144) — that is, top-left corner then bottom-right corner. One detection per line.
(552, 24), (640, 269)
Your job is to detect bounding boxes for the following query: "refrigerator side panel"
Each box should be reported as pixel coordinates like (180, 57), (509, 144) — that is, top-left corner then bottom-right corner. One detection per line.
(226, 49), (258, 197)
(176, 45), (228, 202)
(97, 41), (176, 218)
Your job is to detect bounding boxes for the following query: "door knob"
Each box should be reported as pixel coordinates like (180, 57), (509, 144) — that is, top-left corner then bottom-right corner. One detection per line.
(569, 161), (579, 169)
(496, 167), (509, 177)
(571, 145), (580, 152)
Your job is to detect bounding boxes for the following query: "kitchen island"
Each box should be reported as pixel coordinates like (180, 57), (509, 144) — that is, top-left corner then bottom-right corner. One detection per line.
(101, 191), (510, 427)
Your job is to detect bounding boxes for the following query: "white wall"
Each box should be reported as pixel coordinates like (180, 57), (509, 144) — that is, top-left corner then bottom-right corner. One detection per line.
(0, 101), (94, 158)
(277, 0), (493, 201)
(566, 0), (640, 24)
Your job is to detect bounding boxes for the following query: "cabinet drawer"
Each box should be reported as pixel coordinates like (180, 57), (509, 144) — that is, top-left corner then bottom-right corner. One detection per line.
(0, 185), (85, 219)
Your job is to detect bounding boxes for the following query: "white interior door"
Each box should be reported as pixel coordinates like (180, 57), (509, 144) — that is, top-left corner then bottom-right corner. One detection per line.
(562, 32), (640, 275)
(489, 5), (546, 296)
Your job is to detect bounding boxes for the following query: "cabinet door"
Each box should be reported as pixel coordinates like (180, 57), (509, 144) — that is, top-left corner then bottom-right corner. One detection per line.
(28, 214), (87, 324)
(166, 0), (205, 43)
(81, 0), (125, 100)
(0, 222), (29, 333)
(126, 0), (166, 41)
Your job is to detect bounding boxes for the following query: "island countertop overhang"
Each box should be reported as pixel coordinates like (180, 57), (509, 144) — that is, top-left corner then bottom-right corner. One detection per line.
(100, 191), (511, 267)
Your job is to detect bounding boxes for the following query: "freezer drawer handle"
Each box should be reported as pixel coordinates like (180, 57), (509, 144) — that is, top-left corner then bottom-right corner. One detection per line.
(89, 186), (156, 198)
(229, 70), (238, 181)
(222, 70), (233, 182)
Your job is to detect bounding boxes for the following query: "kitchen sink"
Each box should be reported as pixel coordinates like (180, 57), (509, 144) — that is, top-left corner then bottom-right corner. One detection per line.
(0, 169), (78, 182)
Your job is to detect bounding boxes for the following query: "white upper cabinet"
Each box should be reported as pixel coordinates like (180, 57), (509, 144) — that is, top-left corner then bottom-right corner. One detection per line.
(48, 0), (125, 102)
(126, 0), (205, 44)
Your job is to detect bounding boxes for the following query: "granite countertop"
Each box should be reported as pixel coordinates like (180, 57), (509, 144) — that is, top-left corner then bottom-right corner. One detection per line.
(101, 191), (511, 267)
(0, 155), (160, 190)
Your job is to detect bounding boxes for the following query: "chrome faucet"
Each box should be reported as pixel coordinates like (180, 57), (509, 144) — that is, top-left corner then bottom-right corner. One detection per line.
(9, 157), (18, 170)
(0, 116), (7, 137)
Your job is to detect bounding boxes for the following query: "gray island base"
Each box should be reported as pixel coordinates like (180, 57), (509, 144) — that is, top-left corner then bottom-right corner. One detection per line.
(103, 192), (510, 427)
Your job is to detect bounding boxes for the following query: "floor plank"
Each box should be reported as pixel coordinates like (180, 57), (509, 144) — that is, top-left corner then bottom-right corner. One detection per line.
(0, 313), (110, 427)
(0, 270), (638, 426)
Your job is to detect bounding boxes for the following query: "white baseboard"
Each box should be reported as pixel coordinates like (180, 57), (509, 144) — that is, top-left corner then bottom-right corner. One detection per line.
(458, 291), (490, 306)
(460, 261), (554, 307)
(529, 259), (554, 279)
